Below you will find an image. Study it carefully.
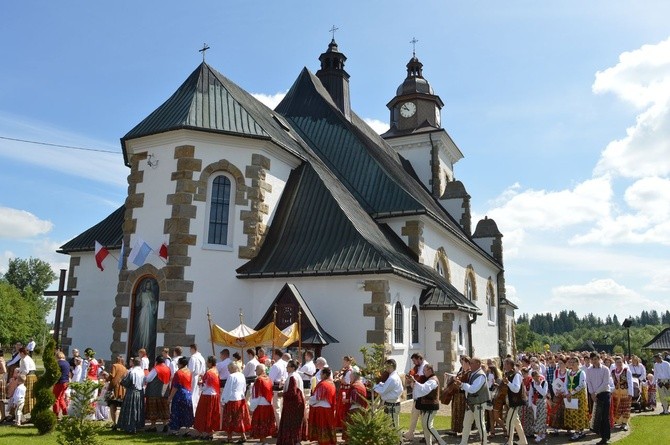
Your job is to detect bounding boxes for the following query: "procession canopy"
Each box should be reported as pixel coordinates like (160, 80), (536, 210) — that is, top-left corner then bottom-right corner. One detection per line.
(255, 283), (338, 354)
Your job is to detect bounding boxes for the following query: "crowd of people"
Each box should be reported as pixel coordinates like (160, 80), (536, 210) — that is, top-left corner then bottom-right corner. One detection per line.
(1, 341), (669, 445)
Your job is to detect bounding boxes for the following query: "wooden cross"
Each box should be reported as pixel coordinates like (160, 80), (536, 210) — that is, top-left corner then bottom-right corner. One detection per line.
(410, 37), (419, 56)
(329, 25), (339, 41)
(199, 43), (210, 62)
(43, 269), (79, 348)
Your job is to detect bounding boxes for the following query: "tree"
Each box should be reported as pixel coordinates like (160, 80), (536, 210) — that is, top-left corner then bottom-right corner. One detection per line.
(2, 257), (57, 295)
(0, 282), (44, 344)
(32, 338), (59, 434)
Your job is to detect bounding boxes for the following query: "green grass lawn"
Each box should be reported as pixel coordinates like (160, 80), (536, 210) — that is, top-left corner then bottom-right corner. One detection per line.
(0, 413), (452, 444)
(615, 414), (666, 445)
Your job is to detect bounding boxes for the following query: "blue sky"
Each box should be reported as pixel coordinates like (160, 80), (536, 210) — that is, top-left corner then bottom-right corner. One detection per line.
(1, 1), (669, 321)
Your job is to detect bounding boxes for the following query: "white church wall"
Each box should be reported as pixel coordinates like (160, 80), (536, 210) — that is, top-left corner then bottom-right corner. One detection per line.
(67, 251), (119, 361)
(387, 278), (428, 374)
(392, 145), (431, 191)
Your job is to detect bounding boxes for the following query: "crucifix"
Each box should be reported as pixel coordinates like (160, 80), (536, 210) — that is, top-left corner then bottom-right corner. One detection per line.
(199, 43), (210, 62)
(329, 25), (339, 41)
(44, 269), (79, 348)
(410, 37), (419, 56)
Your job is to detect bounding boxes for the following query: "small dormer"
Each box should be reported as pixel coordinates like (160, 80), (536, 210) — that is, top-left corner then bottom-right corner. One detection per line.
(440, 180), (471, 236)
(472, 217), (503, 264)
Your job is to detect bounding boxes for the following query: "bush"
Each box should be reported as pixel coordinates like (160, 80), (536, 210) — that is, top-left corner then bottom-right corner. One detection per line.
(56, 379), (104, 445)
(31, 338), (59, 434)
(345, 408), (401, 445)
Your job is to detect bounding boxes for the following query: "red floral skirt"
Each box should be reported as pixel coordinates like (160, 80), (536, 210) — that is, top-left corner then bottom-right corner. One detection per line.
(309, 406), (337, 445)
(251, 404), (277, 439)
(221, 399), (251, 433)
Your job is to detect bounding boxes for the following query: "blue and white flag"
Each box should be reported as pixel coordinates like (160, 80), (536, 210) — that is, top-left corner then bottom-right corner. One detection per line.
(117, 239), (125, 271)
(128, 237), (153, 267)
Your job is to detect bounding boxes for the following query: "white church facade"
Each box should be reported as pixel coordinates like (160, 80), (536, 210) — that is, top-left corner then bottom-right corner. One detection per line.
(58, 39), (517, 375)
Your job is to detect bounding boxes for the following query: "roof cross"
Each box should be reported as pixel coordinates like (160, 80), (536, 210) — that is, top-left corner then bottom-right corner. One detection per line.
(199, 43), (210, 62)
(329, 25), (339, 41)
(410, 37), (419, 56)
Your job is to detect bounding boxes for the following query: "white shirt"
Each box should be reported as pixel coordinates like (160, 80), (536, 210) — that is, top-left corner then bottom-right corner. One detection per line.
(140, 356), (150, 371)
(243, 357), (259, 378)
(26, 341), (36, 352)
(19, 355), (36, 374)
(269, 359), (288, 384)
(413, 375), (440, 398)
(128, 366), (145, 391)
(202, 370), (219, 396)
(11, 383), (26, 405)
(373, 370), (403, 402)
(170, 356), (182, 377)
(72, 364), (83, 382)
(613, 367), (634, 397)
(529, 379), (548, 405)
(629, 363), (646, 379)
(221, 371), (247, 403)
(217, 357), (232, 380)
(299, 360), (316, 381)
(553, 369), (568, 395)
(188, 352), (206, 384)
(654, 360), (670, 380)
(506, 371), (522, 393)
(460, 372), (487, 395)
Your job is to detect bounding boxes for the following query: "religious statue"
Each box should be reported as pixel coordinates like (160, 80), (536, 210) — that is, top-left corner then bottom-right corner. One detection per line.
(130, 277), (158, 360)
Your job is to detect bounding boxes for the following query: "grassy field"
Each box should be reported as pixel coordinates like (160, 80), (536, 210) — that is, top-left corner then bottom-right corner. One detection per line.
(0, 413), (451, 444)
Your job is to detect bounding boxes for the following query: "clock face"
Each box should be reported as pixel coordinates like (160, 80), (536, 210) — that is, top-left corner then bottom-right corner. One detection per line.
(400, 101), (416, 118)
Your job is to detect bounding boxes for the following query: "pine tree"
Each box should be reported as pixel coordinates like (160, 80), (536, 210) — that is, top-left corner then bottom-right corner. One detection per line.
(31, 338), (59, 434)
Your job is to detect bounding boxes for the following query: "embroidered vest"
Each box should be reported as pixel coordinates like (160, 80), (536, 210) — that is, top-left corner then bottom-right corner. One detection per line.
(507, 371), (525, 407)
(466, 369), (490, 406)
(612, 368), (629, 390)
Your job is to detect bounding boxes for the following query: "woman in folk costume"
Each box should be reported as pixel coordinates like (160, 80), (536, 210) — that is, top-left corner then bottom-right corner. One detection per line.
(277, 359), (307, 445)
(117, 357), (145, 434)
(334, 355), (354, 429)
(529, 370), (548, 443)
(250, 364), (278, 443)
(221, 362), (251, 443)
(611, 356), (633, 430)
(646, 373), (657, 409)
(144, 356), (171, 432)
(520, 368), (535, 435)
(449, 355), (471, 435)
(17, 347), (37, 416)
(628, 355), (647, 409)
(194, 356), (220, 440)
(564, 357), (589, 441)
(167, 356), (194, 434)
(309, 367), (337, 445)
(549, 356), (568, 433)
(342, 371), (369, 441)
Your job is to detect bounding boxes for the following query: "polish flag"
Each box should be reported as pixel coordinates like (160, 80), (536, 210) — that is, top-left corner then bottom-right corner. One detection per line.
(158, 242), (169, 261)
(94, 241), (109, 271)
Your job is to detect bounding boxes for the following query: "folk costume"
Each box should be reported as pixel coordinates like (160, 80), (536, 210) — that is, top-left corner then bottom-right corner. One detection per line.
(405, 359), (428, 441)
(564, 369), (589, 435)
(309, 378), (337, 445)
(194, 366), (221, 436)
(335, 366), (352, 428)
(451, 368), (471, 434)
(277, 371), (306, 445)
(19, 353), (37, 415)
(414, 373), (446, 445)
(188, 351), (206, 413)
(118, 365), (145, 433)
(505, 370), (528, 445)
(169, 366), (194, 431)
(529, 377), (548, 441)
(653, 358), (670, 414)
(548, 367), (567, 430)
(108, 361), (128, 409)
(250, 373), (278, 440)
(611, 366), (633, 426)
(221, 370), (251, 435)
(520, 373), (534, 434)
(343, 380), (369, 441)
(144, 362), (171, 425)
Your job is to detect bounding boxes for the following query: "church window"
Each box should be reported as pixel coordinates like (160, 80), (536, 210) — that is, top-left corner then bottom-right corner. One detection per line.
(207, 174), (233, 246)
(458, 324), (464, 347)
(394, 302), (404, 344)
(487, 285), (496, 323)
(411, 305), (419, 344)
(465, 275), (474, 301)
(436, 261), (445, 278)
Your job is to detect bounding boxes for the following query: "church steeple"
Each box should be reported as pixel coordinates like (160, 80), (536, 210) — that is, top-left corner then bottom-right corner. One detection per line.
(316, 38), (351, 121)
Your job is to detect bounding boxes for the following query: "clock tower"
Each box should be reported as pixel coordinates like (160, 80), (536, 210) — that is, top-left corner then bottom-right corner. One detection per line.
(382, 53), (463, 199)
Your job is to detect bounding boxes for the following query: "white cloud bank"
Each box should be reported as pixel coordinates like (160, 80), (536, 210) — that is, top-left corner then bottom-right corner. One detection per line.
(251, 91), (287, 110)
(0, 207), (53, 239)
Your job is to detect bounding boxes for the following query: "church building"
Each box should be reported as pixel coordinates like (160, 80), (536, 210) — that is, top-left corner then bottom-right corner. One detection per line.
(57, 38), (517, 374)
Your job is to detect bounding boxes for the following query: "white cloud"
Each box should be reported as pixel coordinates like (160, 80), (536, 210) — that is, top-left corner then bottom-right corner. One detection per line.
(251, 91), (287, 110)
(0, 207), (53, 239)
(362, 118), (389, 135)
(505, 284), (521, 307)
(593, 37), (670, 178)
(549, 279), (666, 318)
(0, 250), (14, 274)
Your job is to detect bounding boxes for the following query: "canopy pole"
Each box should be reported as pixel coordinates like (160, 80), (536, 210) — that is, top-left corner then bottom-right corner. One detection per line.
(207, 308), (216, 357)
(271, 304), (277, 355)
(239, 307), (244, 361)
(298, 308), (302, 362)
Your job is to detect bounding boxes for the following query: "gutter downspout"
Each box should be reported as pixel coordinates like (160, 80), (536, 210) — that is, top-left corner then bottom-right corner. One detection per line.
(467, 312), (478, 358)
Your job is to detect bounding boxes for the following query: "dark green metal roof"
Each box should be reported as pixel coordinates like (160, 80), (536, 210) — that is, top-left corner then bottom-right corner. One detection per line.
(58, 206), (124, 253)
(643, 327), (670, 350)
(121, 62), (306, 165)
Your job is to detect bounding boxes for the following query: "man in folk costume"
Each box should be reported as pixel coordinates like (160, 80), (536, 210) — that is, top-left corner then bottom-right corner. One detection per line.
(456, 358), (489, 445)
(449, 355), (472, 436)
(411, 363), (447, 445)
(610, 356), (633, 431)
(144, 356), (171, 433)
(308, 366), (337, 445)
(269, 348), (288, 426)
(404, 352), (429, 442)
(251, 364), (278, 444)
(502, 357), (528, 445)
(17, 347), (37, 416)
(188, 343), (206, 414)
(342, 370), (369, 442)
(277, 359), (306, 445)
(194, 356), (221, 441)
(653, 353), (670, 415)
(221, 362), (251, 443)
(373, 358), (404, 433)
(586, 352), (611, 445)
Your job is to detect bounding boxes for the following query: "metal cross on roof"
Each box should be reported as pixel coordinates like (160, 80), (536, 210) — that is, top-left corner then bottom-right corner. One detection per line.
(410, 37), (419, 56)
(199, 43), (210, 62)
(329, 25), (339, 41)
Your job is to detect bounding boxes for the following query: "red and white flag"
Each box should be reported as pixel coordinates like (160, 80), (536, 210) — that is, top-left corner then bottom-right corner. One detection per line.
(94, 241), (109, 271)
(158, 241), (169, 260)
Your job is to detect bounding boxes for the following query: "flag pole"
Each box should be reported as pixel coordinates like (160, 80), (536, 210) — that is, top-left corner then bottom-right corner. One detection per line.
(298, 307), (302, 362)
(271, 304), (277, 355)
(207, 307), (215, 357)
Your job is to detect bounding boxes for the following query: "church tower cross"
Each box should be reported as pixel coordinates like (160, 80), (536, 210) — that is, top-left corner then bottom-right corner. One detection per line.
(329, 25), (339, 41)
(199, 43), (210, 62)
(410, 37), (419, 57)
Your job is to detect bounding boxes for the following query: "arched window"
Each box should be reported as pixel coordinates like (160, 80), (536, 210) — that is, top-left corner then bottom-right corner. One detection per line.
(436, 261), (445, 278)
(465, 275), (474, 301)
(208, 174), (232, 245)
(458, 325), (464, 347)
(411, 305), (419, 344)
(487, 285), (496, 322)
(394, 302), (404, 344)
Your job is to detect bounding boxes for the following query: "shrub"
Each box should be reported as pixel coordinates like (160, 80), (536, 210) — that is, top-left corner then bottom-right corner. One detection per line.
(31, 338), (59, 434)
(56, 379), (104, 445)
(345, 408), (401, 445)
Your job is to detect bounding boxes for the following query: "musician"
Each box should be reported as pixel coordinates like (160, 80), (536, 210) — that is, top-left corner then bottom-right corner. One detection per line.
(404, 352), (428, 442)
(448, 355), (471, 436)
(373, 359), (403, 434)
(410, 364), (446, 445)
(334, 356), (355, 428)
(502, 358), (528, 445)
(456, 357), (489, 445)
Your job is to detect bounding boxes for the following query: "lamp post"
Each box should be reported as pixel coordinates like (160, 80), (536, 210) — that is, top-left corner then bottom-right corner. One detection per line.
(622, 317), (633, 359)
